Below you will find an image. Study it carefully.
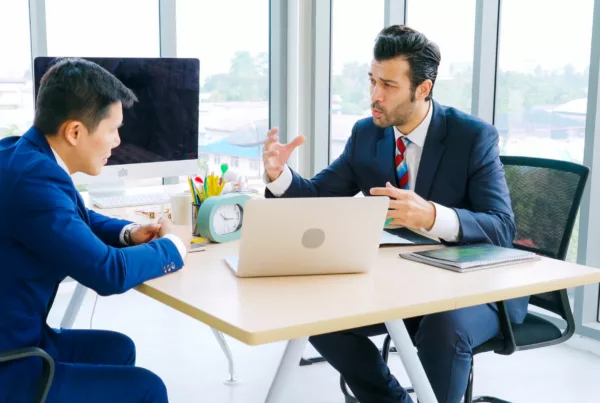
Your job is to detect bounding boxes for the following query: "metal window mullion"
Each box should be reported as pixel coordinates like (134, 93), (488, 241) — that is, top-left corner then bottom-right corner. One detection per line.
(471, 0), (500, 124)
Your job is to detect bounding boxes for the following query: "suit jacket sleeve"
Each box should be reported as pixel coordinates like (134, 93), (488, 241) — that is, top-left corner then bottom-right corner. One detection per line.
(265, 123), (361, 198)
(453, 127), (515, 247)
(87, 209), (132, 247)
(9, 164), (183, 296)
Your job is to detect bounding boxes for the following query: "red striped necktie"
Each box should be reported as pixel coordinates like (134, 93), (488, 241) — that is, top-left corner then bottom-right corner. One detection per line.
(395, 136), (411, 189)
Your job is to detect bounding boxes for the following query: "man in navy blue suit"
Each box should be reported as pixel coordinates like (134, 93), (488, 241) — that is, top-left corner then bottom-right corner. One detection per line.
(262, 25), (523, 403)
(0, 58), (192, 403)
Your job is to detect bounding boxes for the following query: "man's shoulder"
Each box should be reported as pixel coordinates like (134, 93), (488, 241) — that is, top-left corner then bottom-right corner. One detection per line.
(0, 139), (69, 195)
(439, 104), (497, 139)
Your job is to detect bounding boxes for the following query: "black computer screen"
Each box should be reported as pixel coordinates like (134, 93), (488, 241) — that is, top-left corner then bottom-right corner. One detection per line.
(33, 57), (199, 165)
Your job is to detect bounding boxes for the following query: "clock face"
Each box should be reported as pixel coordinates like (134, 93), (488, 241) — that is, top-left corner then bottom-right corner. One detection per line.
(213, 204), (243, 236)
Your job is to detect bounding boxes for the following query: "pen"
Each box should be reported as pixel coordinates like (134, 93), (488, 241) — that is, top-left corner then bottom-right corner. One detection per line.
(385, 218), (393, 227)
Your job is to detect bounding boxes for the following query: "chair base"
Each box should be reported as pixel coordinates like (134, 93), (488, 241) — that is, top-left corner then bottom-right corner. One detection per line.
(299, 356), (326, 366)
(343, 389), (511, 403)
(342, 387), (416, 403)
(471, 397), (512, 403)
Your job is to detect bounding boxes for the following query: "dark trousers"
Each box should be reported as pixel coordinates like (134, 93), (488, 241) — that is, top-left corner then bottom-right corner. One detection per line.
(309, 304), (501, 403)
(46, 329), (168, 403)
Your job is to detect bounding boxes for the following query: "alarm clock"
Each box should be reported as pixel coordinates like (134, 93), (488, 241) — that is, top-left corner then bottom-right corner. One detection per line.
(195, 193), (251, 243)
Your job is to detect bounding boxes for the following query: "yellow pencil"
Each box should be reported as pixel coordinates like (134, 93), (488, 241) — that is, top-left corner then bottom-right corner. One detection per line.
(187, 177), (196, 204)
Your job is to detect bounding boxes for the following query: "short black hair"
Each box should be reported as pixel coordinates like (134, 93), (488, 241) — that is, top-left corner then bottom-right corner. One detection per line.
(374, 25), (441, 101)
(34, 58), (138, 135)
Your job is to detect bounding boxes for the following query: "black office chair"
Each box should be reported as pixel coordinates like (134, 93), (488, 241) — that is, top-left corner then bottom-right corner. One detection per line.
(337, 156), (590, 403)
(0, 347), (55, 403)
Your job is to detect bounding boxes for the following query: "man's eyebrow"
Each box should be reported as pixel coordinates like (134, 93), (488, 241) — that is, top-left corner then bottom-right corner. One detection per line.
(368, 73), (399, 85)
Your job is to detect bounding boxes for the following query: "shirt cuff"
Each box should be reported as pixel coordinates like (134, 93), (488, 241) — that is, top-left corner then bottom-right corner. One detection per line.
(264, 165), (293, 197)
(422, 202), (461, 242)
(163, 234), (187, 260)
(119, 223), (139, 246)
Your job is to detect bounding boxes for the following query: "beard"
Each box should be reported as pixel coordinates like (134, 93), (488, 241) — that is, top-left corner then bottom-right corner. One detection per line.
(371, 92), (418, 128)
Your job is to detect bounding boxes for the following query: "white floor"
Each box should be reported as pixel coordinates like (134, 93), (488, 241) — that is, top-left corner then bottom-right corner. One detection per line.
(47, 283), (600, 403)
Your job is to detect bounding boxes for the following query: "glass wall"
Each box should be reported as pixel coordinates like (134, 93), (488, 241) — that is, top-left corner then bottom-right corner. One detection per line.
(406, 0), (476, 114)
(177, 0), (269, 190)
(329, 0), (385, 162)
(46, 0), (160, 57)
(0, 1), (33, 138)
(495, 0), (594, 263)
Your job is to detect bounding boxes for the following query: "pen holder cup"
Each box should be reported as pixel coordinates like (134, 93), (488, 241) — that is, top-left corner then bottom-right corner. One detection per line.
(192, 203), (202, 237)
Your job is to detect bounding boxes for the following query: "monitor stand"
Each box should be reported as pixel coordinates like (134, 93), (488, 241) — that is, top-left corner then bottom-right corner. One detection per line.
(87, 180), (128, 198)
(86, 179), (182, 199)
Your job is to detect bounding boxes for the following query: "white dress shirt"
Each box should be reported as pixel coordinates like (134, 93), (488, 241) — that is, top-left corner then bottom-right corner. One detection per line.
(264, 101), (461, 242)
(49, 148), (187, 258)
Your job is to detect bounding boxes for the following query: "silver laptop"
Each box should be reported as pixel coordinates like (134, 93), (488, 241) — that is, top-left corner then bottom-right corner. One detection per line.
(224, 196), (389, 277)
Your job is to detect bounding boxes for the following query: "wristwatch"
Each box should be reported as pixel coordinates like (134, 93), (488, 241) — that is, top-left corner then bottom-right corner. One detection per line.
(123, 224), (141, 246)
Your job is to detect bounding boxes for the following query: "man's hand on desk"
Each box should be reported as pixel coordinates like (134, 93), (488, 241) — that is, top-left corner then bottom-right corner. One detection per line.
(263, 127), (305, 181)
(158, 217), (193, 252)
(129, 223), (162, 245)
(370, 182), (436, 231)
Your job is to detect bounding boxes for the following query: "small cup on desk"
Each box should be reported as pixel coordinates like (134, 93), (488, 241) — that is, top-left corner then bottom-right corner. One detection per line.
(170, 193), (193, 226)
(191, 202), (202, 237)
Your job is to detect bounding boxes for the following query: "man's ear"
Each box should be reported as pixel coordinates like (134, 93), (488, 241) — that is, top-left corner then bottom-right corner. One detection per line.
(62, 121), (86, 146)
(416, 79), (433, 101)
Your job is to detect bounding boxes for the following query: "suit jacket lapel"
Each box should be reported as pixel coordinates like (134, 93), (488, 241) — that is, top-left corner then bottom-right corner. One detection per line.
(376, 126), (398, 187)
(414, 101), (447, 199)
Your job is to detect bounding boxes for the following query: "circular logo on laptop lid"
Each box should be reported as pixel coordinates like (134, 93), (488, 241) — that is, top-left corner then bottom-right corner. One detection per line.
(302, 228), (326, 249)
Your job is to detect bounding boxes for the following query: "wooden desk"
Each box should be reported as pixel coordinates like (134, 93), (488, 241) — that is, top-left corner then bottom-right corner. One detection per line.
(134, 238), (600, 403)
(82, 189), (600, 403)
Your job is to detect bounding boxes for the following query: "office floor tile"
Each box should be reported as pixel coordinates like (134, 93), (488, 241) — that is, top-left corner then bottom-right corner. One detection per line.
(47, 284), (600, 403)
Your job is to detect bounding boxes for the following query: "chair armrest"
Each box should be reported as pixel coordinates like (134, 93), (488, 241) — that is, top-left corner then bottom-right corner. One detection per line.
(0, 347), (55, 403)
(496, 301), (517, 355)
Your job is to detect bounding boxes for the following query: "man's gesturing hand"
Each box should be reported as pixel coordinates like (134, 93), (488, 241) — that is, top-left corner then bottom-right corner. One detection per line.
(370, 182), (436, 230)
(263, 127), (305, 182)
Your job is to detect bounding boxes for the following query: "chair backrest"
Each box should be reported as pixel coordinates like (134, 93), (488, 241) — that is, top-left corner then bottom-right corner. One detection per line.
(501, 156), (589, 315)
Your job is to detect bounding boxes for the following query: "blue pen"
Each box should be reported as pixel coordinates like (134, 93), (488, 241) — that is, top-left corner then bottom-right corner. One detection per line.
(385, 218), (393, 227)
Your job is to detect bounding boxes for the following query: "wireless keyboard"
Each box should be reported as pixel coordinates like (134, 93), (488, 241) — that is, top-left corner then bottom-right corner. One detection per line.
(91, 193), (171, 209)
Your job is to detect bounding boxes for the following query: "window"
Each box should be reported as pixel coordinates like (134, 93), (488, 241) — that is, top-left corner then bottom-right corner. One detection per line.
(495, 0), (593, 263)
(231, 157), (240, 168)
(46, 1), (163, 188)
(329, 0), (385, 162)
(177, 0), (269, 192)
(45, 0), (160, 57)
(0, 1), (33, 138)
(213, 155), (221, 165)
(406, 0), (476, 114)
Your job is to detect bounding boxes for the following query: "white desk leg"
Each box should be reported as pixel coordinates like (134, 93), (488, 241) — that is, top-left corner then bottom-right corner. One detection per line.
(385, 319), (438, 403)
(210, 328), (239, 384)
(60, 283), (88, 329)
(265, 337), (309, 403)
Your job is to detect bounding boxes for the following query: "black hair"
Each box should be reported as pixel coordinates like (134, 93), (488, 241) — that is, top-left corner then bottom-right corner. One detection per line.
(34, 58), (138, 135)
(374, 25), (441, 101)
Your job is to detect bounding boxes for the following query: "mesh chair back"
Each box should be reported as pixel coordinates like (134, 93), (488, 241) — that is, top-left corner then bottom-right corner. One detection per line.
(501, 156), (589, 315)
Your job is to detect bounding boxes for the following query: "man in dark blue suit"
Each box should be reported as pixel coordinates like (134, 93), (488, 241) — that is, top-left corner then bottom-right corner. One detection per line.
(0, 58), (192, 403)
(262, 25), (524, 403)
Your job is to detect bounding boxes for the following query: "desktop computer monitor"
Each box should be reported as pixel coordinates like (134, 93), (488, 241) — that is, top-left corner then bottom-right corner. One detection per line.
(33, 57), (200, 186)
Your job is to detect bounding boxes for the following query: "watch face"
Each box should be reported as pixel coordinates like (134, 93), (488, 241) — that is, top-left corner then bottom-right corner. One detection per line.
(213, 204), (243, 236)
